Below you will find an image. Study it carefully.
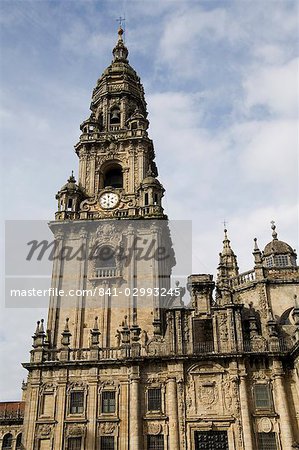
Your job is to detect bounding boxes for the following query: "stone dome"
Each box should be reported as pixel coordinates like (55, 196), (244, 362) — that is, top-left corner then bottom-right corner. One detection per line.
(263, 239), (295, 257)
(141, 176), (161, 186)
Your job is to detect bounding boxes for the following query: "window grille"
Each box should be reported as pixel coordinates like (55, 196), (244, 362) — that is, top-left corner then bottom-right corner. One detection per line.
(70, 391), (84, 414)
(102, 391), (116, 413)
(100, 436), (114, 450)
(67, 437), (82, 450)
(147, 435), (164, 450)
(148, 388), (162, 411)
(195, 431), (229, 450)
(254, 384), (272, 409)
(274, 255), (288, 267)
(265, 256), (274, 267)
(257, 432), (277, 450)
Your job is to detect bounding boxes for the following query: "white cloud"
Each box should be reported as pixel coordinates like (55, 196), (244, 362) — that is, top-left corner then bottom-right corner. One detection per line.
(243, 58), (298, 118)
(236, 119), (298, 186)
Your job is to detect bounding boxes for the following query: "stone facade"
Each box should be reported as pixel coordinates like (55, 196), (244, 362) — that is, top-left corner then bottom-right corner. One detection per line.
(1, 27), (299, 450)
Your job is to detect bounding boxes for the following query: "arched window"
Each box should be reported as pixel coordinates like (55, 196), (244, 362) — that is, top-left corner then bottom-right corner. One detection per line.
(104, 165), (123, 188)
(2, 433), (13, 450)
(96, 246), (116, 268)
(16, 434), (22, 449)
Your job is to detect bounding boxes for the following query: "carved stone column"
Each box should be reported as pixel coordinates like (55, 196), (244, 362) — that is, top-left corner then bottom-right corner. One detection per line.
(272, 361), (294, 449)
(239, 375), (254, 450)
(167, 377), (180, 450)
(129, 376), (141, 450)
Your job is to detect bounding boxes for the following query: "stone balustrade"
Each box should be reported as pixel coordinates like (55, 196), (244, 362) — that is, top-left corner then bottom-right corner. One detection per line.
(229, 269), (256, 288)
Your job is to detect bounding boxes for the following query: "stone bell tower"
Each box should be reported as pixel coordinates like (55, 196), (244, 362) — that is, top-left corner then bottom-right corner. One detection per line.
(56, 27), (165, 222)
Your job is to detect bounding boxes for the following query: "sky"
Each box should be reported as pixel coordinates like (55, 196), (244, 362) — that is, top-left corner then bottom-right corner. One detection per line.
(0, 0), (298, 400)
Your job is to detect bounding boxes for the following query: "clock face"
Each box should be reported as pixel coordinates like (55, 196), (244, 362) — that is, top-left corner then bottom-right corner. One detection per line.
(99, 192), (119, 209)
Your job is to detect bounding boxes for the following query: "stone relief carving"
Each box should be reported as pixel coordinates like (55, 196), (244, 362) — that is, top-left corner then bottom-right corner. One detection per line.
(250, 335), (267, 352)
(222, 378), (233, 413)
(251, 371), (269, 382)
(66, 424), (86, 437)
(258, 286), (268, 319)
(40, 382), (57, 394)
(198, 382), (218, 410)
(66, 381), (87, 393)
(36, 424), (53, 438)
(99, 422), (117, 435)
(258, 417), (273, 433)
(144, 422), (162, 435)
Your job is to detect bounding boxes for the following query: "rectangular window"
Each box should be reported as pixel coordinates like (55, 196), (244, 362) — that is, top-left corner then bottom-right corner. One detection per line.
(254, 384), (272, 409)
(148, 388), (162, 412)
(147, 435), (164, 450)
(102, 391), (116, 413)
(100, 436), (114, 450)
(70, 391), (84, 414)
(67, 437), (82, 450)
(257, 432), (277, 450)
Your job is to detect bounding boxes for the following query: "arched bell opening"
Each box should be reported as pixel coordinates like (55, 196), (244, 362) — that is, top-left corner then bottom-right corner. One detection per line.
(109, 107), (121, 128)
(103, 164), (123, 189)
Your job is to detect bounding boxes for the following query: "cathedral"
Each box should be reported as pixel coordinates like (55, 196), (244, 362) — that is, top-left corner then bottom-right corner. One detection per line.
(1, 27), (299, 450)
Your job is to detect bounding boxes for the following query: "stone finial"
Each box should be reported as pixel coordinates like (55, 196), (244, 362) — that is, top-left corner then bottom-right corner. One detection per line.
(32, 319), (46, 348)
(90, 316), (101, 348)
(61, 318), (71, 347)
(39, 318), (45, 334)
(254, 238), (259, 251)
(271, 220), (278, 240)
(253, 237), (262, 265)
(120, 316), (130, 345)
(68, 170), (76, 183)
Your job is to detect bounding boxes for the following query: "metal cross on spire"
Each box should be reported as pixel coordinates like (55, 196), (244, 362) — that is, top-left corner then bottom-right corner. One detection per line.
(116, 16), (126, 28)
(222, 220), (228, 230)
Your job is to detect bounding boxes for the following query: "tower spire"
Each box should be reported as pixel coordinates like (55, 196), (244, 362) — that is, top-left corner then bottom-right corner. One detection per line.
(217, 227), (239, 284)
